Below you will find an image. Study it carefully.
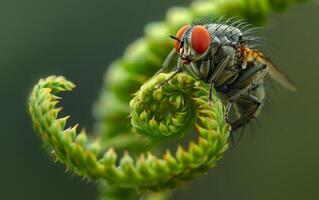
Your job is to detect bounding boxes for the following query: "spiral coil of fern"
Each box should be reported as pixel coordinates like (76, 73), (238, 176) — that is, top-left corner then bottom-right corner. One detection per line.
(28, 0), (307, 199)
(28, 73), (229, 191)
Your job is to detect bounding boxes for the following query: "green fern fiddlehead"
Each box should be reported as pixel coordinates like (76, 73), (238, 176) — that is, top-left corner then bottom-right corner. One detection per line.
(29, 73), (229, 186)
(28, 0), (307, 199)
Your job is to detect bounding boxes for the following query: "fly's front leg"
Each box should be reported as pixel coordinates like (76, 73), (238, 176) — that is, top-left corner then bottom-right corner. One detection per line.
(153, 49), (177, 77)
(156, 58), (183, 89)
(208, 56), (230, 83)
(207, 56), (230, 103)
(208, 82), (214, 104)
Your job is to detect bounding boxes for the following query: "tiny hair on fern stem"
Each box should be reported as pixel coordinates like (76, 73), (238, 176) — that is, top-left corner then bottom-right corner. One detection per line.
(28, 73), (229, 192)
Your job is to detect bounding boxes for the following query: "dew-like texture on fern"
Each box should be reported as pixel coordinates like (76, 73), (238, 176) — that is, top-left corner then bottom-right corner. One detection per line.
(27, 0), (307, 199)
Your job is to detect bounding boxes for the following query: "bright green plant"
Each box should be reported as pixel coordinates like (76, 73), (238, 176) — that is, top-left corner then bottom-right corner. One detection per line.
(28, 0), (307, 199)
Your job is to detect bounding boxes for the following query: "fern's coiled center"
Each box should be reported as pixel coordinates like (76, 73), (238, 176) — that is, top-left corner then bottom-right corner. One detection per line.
(130, 73), (197, 140)
(130, 72), (229, 145)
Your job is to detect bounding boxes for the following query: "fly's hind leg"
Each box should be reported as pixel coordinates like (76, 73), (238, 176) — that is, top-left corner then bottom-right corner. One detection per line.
(231, 93), (263, 131)
(224, 62), (267, 130)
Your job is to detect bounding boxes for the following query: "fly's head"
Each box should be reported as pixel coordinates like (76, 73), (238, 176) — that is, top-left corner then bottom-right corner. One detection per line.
(171, 25), (211, 64)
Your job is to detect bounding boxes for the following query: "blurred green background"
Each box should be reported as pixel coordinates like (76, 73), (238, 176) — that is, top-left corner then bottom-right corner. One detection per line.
(1, 0), (318, 199)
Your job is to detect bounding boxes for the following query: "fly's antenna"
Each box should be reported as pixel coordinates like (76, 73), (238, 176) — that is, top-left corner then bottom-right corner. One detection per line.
(169, 34), (180, 41)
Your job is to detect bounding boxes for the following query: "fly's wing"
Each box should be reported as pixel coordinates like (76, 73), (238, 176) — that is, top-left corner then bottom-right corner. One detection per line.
(258, 54), (297, 91)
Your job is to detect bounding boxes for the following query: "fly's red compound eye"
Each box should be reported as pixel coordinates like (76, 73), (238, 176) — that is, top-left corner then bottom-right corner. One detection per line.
(191, 25), (211, 54)
(174, 25), (190, 52)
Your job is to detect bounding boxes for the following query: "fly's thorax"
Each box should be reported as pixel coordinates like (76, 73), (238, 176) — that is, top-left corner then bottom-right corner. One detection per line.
(211, 45), (237, 69)
(209, 37), (221, 56)
(206, 23), (243, 46)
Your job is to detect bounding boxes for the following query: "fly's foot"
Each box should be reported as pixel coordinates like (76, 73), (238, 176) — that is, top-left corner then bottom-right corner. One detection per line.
(155, 85), (163, 91)
(155, 80), (167, 90)
(224, 101), (232, 123)
(224, 113), (230, 125)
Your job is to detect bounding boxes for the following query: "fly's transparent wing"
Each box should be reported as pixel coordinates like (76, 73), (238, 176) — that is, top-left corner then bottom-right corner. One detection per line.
(258, 55), (297, 91)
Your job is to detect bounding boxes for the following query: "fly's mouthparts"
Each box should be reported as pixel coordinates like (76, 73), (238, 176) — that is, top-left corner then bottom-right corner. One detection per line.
(186, 47), (191, 55)
(180, 47), (190, 57)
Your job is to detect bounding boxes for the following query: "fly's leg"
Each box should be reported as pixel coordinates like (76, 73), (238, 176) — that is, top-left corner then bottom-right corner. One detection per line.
(226, 63), (267, 102)
(156, 58), (183, 89)
(208, 56), (230, 83)
(224, 81), (254, 122)
(224, 83), (252, 124)
(224, 101), (232, 122)
(208, 56), (230, 103)
(227, 63), (268, 94)
(231, 93), (263, 130)
(224, 62), (268, 129)
(153, 49), (177, 77)
(208, 82), (214, 104)
(156, 68), (182, 89)
(228, 83), (254, 101)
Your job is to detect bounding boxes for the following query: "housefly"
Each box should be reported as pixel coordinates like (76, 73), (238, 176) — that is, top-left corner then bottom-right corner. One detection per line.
(156, 17), (296, 131)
